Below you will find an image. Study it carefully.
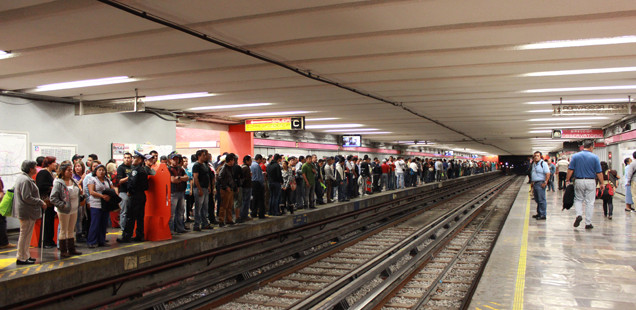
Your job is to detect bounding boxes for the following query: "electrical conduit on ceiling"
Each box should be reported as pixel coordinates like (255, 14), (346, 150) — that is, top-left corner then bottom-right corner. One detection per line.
(97, 0), (510, 154)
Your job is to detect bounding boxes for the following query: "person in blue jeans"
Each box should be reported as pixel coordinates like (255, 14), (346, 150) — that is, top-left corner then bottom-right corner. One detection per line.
(530, 151), (550, 220)
(547, 159), (556, 192)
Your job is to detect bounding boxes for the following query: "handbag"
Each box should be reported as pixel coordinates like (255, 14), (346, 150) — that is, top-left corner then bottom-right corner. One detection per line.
(0, 188), (14, 217)
(290, 179), (297, 191)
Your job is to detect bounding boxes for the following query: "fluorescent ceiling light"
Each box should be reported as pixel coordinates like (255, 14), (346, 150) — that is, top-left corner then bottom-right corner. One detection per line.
(306, 118), (339, 121)
(323, 128), (379, 132)
(526, 98), (632, 105)
(517, 36), (636, 50)
(189, 103), (270, 111)
(523, 85), (636, 93)
(522, 66), (636, 77)
(529, 130), (552, 133)
(305, 124), (363, 129)
(526, 110), (552, 113)
(34, 76), (136, 92)
(144, 92), (216, 102)
(529, 117), (608, 122)
(530, 125), (592, 130)
(352, 132), (392, 135)
(233, 111), (314, 117)
(0, 50), (14, 60)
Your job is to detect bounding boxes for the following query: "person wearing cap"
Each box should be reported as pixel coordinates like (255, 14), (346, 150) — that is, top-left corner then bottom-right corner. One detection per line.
(72, 154), (84, 165)
(145, 151), (157, 176)
(168, 153), (188, 234)
(117, 151), (150, 242)
(192, 149), (212, 231)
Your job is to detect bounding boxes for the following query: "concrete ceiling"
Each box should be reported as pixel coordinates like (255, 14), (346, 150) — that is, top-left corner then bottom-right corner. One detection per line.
(2, 0), (636, 155)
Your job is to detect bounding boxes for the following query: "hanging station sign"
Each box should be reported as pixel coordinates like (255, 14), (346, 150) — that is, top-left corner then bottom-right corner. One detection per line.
(245, 116), (305, 132)
(553, 129), (604, 139)
(552, 103), (635, 115)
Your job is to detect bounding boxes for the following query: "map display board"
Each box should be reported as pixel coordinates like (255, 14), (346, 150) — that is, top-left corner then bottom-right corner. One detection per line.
(32, 143), (77, 163)
(0, 131), (29, 189)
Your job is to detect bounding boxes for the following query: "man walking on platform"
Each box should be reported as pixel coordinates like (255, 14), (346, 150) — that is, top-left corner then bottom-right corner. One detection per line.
(530, 151), (550, 220)
(567, 140), (603, 229)
(556, 156), (569, 190)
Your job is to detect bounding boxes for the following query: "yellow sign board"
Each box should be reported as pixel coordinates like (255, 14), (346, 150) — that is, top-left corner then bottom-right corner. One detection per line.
(245, 117), (305, 132)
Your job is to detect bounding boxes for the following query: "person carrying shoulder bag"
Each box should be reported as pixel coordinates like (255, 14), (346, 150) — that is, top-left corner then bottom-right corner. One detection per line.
(50, 161), (83, 257)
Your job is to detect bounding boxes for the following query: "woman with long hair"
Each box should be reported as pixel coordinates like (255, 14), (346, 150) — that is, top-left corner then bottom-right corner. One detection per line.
(600, 161), (619, 220)
(49, 161), (83, 257)
(87, 164), (112, 248)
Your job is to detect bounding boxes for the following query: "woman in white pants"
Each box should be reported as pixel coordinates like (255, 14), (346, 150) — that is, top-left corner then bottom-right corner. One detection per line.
(50, 161), (83, 258)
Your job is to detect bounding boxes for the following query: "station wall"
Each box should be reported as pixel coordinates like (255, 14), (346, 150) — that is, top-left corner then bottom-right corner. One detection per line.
(0, 96), (176, 161)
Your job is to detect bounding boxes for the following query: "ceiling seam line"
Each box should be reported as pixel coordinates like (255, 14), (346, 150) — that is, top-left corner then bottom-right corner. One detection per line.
(97, 0), (510, 155)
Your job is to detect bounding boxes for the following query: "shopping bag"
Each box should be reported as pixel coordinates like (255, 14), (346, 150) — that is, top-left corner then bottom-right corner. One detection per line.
(0, 189), (14, 216)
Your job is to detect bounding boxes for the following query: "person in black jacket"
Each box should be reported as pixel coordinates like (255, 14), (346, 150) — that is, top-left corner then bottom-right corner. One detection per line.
(117, 151), (149, 243)
(217, 154), (236, 226)
(267, 154), (283, 216)
(36, 156), (57, 248)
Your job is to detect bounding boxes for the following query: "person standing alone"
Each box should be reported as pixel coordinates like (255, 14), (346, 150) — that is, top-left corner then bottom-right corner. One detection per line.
(556, 156), (569, 190)
(566, 140), (603, 229)
(530, 151), (550, 220)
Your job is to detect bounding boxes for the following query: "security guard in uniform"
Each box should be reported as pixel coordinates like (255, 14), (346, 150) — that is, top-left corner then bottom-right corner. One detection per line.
(117, 151), (150, 243)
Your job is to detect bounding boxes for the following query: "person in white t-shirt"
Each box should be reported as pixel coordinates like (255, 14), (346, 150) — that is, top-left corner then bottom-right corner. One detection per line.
(395, 157), (406, 189)
(409, 160), (419, 186)
(555, 156), (569, 190)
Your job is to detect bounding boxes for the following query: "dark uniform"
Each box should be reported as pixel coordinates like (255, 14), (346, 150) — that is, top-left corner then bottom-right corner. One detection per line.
(122, 164), (149, 241)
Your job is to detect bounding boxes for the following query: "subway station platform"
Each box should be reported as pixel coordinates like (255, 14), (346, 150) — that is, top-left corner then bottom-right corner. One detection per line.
(0, 172), (495, 308)
(470, 184), (636, 310)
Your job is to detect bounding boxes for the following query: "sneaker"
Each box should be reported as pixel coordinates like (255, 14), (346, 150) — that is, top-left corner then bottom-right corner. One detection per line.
(531, 214), (539, 219)
(573, 215), (583, 228)
(585, 224), (594, 229)
(16, 259), (35, 265)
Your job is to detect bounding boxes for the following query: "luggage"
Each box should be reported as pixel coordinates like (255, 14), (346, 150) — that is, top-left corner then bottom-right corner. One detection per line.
(0, 188), (14, 216)
(562, 183), (574, 210)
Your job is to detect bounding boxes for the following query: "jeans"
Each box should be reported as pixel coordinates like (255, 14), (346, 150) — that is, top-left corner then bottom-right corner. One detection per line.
(296, 177), (305, 207)
(0, 214), (7, 246)
(269, 182), (282, 215)
(558, 172), (567, 190)
(118, 192), (129, 231)
(122, 193), (146, 240)
(338, 180), (347, 201)
(380, 174), (388, 191)
(574, 179), (596, 225)
(388, 171), (395, 190)
(602, 191), (614, 216)
(240, 187), (252, 220)
(281, 188), (294, 213)
(252, 182), (265, 218)
(193, 187), (210, 229)
(170, 192), (186, 232)
(88, 207), (109, 245)
(532, 182), (547, 217)
(396, 172), (404, 189)
(547, 174), (555, 191)
(305, 182), (316, 208)
(325, 179), (333, 202)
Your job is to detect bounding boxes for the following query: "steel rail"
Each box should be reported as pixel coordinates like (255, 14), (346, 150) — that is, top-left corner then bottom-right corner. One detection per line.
(155, 176), (499, 310)
(289, 177), (512, 310)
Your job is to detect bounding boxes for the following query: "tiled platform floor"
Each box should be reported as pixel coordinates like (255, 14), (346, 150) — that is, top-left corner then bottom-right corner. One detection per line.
(470, 184), (636, 310)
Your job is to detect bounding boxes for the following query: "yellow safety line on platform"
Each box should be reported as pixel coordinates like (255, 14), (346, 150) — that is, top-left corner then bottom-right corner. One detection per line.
(512, 195), (531, 310)
(483, 305), (498, 310)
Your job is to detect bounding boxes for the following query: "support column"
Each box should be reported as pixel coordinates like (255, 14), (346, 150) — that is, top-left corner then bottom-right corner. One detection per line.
(220, 124), (254, 160)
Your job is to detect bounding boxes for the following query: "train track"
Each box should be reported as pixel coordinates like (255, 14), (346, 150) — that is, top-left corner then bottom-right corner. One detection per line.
(158, 175), (517, 310)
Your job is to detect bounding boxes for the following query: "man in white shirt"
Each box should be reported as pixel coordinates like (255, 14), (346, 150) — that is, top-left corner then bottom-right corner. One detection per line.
(434, 159), (443, 182)
(555, 156), (569, 190)
(395, 157), (406, 189)
(409, 160), (419, 186)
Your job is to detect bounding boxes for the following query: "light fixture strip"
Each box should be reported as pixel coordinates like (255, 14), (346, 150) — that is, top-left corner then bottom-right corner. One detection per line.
(305, 124), (363, 129)
(144, 92), (215, 102)
(323, 128), (379, 132)
(523, 85), (636, 93)
(528, 116), (607, 121)
(189, 103), (271, 111)
(517, 35), (636, 50)
(522, 66), (636, 77)
(526, 98), (632, 105)
(35, 76), (136, 92)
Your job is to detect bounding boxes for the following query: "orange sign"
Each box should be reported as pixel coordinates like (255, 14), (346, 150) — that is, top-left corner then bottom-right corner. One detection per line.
(245, 117), (305, 132)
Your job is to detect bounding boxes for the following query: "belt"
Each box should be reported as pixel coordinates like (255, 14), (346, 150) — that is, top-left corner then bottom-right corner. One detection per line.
(579, 178), (595, 179)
